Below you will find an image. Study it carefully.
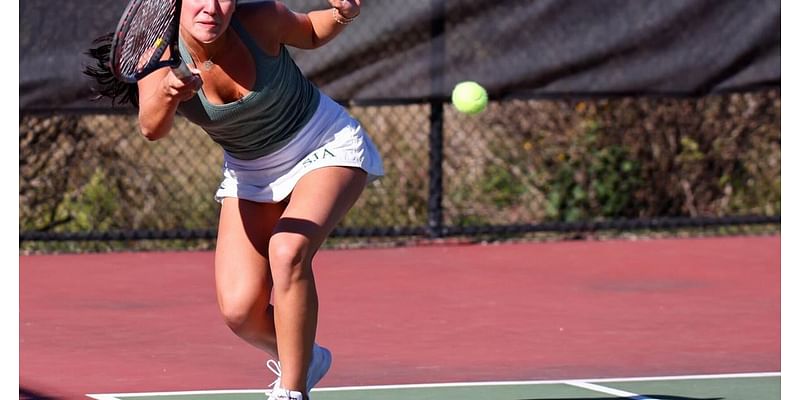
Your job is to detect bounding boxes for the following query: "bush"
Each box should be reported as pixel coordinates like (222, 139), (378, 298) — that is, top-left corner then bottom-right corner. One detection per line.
(19, 89), (780, 252)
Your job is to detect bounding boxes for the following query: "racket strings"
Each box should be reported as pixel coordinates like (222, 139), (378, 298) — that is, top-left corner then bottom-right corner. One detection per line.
(117, 0), (177, 77)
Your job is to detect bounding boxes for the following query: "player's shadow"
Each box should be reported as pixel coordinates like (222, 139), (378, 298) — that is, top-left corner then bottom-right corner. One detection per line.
(19, 386), (58, 400)
(519, 397), (723, 400)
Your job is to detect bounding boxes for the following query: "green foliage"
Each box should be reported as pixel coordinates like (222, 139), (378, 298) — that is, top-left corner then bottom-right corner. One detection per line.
(544, 122), (642, 222)
(482, 164), (526, 208)
(19, 90), (780, 252)
(58, 168), (120, 231)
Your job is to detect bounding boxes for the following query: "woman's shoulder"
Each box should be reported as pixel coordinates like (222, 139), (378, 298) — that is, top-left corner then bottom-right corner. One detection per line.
(236, 1), (309, 50)
(236, 0), (279, 18)
(235, 1), (288, 53)
(236, 1), (291, 33)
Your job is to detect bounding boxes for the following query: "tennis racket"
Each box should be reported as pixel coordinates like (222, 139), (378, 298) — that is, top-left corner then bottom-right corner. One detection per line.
(110, 0), (192, 83)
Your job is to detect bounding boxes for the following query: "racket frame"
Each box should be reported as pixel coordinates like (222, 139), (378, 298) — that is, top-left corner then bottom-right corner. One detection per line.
(110, 0), (192, 83)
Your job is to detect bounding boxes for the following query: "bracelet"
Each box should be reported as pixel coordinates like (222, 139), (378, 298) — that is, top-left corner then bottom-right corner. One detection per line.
(332, 7), (358, 25)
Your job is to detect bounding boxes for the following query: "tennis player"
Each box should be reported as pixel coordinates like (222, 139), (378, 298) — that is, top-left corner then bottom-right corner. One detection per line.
(85, 1), (382, 399)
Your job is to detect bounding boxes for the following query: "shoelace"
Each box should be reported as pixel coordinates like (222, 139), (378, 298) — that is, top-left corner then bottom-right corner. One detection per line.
(266, 359), (282, 390)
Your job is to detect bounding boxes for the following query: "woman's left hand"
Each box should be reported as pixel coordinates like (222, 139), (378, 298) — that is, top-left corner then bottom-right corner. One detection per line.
(329, 0), (361, 19)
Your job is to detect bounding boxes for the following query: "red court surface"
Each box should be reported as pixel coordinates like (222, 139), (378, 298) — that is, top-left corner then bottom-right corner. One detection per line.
(20, 236), (779, 399)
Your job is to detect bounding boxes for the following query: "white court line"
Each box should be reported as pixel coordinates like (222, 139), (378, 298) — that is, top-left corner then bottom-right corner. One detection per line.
(312, 371), (780, 392)
(86, 390), (266, 399)
(86, 371), (780, 399)
(566, 381), (659, 400)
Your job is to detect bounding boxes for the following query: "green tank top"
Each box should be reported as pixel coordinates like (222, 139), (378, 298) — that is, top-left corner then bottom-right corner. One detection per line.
(176, 17), (320, 160)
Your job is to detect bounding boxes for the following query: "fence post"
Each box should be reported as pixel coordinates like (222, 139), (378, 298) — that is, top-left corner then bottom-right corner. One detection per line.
(427, 0), (446, 238)
(428, 99), (444, 238)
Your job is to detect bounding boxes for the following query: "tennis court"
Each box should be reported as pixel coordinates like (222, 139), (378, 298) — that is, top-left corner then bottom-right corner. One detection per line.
(87, 373), (779, 400)
(19, 0), (782, 399)
(20, 236), (779, 399)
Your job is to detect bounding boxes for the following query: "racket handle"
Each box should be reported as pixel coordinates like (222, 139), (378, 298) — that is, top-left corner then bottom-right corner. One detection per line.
(171, 61), (193, 79)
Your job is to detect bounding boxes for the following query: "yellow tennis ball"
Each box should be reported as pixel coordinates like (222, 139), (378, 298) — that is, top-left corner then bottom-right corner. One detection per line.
(452, 81), (488, 115)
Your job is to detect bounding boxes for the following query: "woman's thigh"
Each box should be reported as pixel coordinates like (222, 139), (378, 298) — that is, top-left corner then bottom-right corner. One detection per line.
(271, 166), (368, 263)
(215, 197), (287, 315)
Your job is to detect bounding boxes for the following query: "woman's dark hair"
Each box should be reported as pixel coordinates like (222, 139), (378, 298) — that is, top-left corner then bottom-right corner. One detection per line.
(83, 32), (140, 108)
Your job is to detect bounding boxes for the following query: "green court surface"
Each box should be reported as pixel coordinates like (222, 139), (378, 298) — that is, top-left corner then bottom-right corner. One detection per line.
(88, 372), (779, 400)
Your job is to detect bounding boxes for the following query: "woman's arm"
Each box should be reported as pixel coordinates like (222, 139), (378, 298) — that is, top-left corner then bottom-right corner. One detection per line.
(136, 60), (202, 140)
(264, 0), (362, 50)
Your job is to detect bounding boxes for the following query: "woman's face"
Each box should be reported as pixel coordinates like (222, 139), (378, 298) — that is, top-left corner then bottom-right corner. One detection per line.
(180, 0), (236, 43)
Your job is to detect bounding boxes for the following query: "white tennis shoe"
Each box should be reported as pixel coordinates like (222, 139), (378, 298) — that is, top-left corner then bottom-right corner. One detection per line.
(268, 388), (305, 400)
(266, 343), (333, 400)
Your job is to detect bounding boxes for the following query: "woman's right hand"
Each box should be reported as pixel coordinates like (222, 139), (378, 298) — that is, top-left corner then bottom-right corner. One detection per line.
(136, 65), (202, 140)
(162, 67), (203, 103)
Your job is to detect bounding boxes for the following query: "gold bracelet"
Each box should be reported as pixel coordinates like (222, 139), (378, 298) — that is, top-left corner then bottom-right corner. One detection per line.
(332, 7), (358, 25)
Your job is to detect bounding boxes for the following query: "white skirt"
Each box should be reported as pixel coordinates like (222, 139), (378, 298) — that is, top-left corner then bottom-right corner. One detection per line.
(214, 94), (384, 203)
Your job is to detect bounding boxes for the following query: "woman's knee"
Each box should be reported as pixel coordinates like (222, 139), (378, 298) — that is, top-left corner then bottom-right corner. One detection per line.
(218, 294), (263, 335)
(268, 233), (312, 288)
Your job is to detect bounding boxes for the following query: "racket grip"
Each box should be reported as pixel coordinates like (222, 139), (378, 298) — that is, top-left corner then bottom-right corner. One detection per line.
(171, 61), (193, 79)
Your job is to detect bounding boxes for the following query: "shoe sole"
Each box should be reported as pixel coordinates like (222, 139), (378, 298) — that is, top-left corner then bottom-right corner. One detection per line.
(307, 346), (332, 390)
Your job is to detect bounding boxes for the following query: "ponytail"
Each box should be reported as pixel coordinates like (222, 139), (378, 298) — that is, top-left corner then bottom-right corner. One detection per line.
(83, 32), (140, 108)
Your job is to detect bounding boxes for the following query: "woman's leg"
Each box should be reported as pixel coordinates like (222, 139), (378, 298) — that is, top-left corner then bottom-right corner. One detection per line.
(215, 197), (287, 357)
(269, 166), (368, 395)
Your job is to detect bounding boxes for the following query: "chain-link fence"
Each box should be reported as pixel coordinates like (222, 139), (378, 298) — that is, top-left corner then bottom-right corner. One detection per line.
(19, 89), (780, 251)
(19, 0), (780, 251)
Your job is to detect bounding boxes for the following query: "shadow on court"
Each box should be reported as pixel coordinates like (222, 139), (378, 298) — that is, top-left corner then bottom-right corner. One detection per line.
(19, 386), (60, 400)
(518, 397), (723, 400)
